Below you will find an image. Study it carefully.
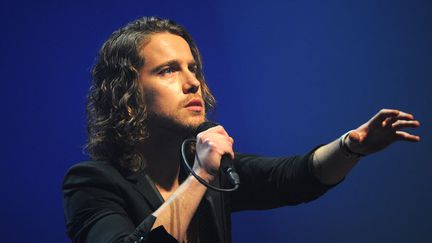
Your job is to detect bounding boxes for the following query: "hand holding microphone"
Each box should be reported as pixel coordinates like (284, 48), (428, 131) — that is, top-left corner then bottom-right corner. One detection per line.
(181, 122), (240, 191)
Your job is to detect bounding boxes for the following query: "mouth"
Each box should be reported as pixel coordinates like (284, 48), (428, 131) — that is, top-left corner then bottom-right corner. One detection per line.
(185, 98), (204, 112)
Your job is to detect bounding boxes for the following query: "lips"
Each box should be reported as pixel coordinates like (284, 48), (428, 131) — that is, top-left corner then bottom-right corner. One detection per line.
(185, 98), (204, 112)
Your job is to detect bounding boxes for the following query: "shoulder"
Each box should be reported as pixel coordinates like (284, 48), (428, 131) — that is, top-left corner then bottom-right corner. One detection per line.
(65, 160), (119, 176)
(62, 161), (126, 191)
(62, 161), (136, 241)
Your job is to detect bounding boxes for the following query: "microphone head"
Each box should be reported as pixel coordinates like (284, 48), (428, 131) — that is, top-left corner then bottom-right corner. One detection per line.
(195, 121), (219, 136)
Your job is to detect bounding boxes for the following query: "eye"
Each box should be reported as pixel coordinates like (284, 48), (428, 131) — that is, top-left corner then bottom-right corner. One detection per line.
(159, 67), (175, 76)
(189, 64), (198, 74)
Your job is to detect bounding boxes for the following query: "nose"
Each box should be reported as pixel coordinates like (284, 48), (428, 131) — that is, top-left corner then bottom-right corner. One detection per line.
(182, 70), (200, 94)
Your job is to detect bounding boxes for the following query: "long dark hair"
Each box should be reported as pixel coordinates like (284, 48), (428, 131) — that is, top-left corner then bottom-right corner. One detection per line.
(86, 16), (215, 172)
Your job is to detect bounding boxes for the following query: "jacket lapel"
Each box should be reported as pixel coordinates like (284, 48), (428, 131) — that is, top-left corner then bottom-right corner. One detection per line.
(125, 171), (164, 211)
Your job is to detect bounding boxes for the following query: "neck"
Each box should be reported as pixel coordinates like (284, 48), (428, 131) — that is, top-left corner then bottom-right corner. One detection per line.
(138, 124), (191, 192)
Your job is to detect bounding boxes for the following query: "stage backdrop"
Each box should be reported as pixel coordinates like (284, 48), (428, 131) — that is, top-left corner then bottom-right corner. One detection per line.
(1, 0), (431, 242)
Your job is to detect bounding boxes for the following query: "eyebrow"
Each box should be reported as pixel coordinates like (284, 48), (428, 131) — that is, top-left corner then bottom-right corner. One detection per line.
(150, 59), (197, 74)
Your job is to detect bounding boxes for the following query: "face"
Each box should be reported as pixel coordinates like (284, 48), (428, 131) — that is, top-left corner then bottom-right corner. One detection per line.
(138, 33), (206, 133)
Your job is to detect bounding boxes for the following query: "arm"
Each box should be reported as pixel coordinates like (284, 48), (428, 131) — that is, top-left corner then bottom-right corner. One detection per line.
(231, 151), (336, 211)
(150, 125), (234, 242)
(148, 170), (208, 242)
(312, 109), (421, 185)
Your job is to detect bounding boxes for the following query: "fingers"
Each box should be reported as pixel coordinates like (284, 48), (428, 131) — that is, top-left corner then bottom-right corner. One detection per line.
(395, 131), (421, 142)
(196, 125), (235, 158)
(198, 125), (234, 144)
(391, 119), (421, 142)
(375, 109), (415, 125)
(391, 120), (420, 130)
(374, 109), (401, 123)
(208, 132), (234, 159)
(378, 109), (421, 142)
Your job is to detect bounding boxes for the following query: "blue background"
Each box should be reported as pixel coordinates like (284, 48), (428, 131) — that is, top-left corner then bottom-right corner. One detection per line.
(1, 0), (431, 242)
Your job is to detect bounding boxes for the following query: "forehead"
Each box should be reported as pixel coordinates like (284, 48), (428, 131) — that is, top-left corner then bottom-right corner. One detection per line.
(139, 33), (194, 67)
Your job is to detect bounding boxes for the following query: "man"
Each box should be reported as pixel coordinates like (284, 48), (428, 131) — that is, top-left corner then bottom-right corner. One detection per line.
(62, 17), (420, 243)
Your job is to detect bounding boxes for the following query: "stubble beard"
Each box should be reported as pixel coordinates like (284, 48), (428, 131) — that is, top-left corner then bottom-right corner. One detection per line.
(146, 110), (205, 139)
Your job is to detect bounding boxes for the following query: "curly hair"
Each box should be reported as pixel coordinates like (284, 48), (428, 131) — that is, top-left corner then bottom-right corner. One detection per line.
(86, 16), (215, 172)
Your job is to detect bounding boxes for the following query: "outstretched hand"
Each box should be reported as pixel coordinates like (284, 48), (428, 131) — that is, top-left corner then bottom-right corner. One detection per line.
(346, 109), (421, 156)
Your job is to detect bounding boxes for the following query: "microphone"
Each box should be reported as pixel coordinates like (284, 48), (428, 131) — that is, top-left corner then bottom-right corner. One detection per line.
(196, 121), (240, 187)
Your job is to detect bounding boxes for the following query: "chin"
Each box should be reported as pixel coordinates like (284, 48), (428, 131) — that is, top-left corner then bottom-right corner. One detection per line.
(183, 116), (205, 129)
(147, 111), (206, 136)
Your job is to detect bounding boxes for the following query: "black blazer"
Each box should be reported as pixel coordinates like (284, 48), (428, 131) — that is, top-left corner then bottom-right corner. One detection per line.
(62, 150), (334, 243)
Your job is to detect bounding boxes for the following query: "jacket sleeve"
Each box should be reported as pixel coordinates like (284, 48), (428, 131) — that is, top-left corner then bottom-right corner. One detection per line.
(62, 162), (177, 243)
(230, 147), (340, 212)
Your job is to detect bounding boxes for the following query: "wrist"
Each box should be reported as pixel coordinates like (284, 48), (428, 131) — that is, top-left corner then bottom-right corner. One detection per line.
(191, 167), (215, 183)
(339, 131), (365, 158)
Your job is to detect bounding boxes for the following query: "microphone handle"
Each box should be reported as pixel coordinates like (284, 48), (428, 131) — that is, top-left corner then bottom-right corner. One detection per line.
(221, 154), (240, 186)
